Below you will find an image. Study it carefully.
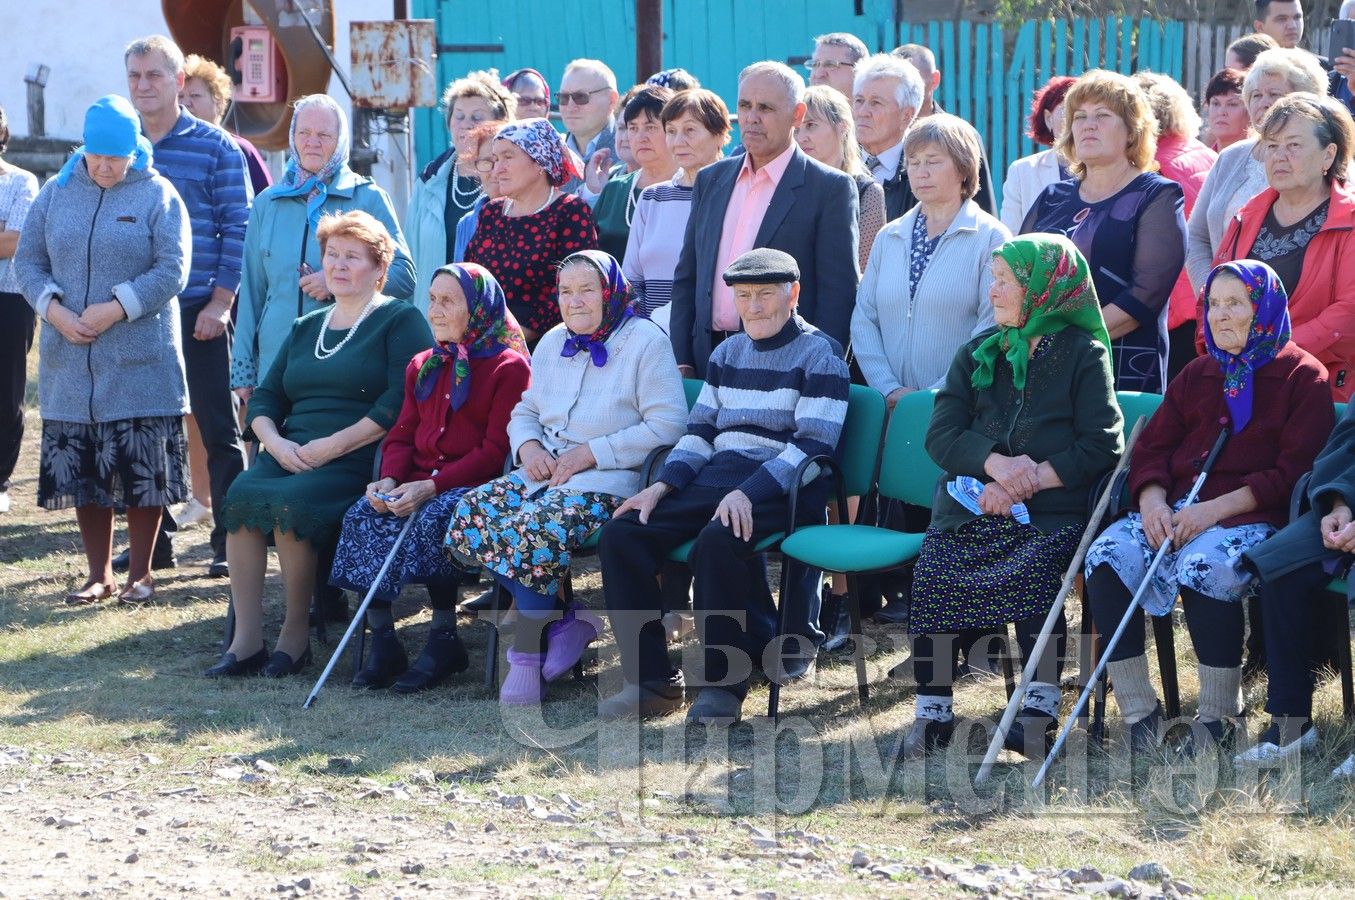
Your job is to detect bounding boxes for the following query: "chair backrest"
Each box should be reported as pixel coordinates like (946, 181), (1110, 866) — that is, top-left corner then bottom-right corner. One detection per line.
(682, 378), (704, 410)
(1337, 402), (1348, 422)
(878, 390), (943, 508)
(836, 384), (888, 498)
(1116, 391), (1163, 431)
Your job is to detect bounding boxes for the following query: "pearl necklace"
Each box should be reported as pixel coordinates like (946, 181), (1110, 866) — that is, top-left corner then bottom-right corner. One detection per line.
(503, 187), (557, 218)
(314, 297), (382, 360)
(449, 161), (481, 211)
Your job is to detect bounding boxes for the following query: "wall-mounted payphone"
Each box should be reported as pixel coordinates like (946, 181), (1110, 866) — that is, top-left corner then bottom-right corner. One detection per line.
(229, 25), (287, 103)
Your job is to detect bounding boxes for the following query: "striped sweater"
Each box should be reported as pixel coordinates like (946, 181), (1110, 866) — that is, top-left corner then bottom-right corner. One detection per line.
(622, 178), (692, 321)
(657, 316), (849, 503)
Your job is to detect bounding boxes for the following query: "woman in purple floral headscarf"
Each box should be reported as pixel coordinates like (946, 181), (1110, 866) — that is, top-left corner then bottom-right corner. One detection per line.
(1083, 258), (1333, 754)
(465, 119), (599, 343)
(329, 263), (531, 694)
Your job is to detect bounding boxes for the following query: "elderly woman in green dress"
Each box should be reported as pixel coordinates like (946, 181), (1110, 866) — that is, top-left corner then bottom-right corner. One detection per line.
(206, 210), (432, 679)
(902, 234), (1124, 759)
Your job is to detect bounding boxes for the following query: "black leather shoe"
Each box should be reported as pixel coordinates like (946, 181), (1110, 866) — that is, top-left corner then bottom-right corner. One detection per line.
(112, 544), (177, 573)
(873, 595), (910, 625)
(204, 646), (268, 678)
(1175, 716), (1235, 758)
(1002, 707), (1058, 757)
(261, 645), (313, 678)
(460, 587), (509, 614)
(900, 716), (955, 759)
(392, 628), (469, 693)
(208, 552), (229, 579)
(1128, 702), (1165, 753)
(352, 626), (408, 689)
(819, 589), (852, 653)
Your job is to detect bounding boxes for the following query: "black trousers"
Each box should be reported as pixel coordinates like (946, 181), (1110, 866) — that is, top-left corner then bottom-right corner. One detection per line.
(0, 291), (34, 491)
(1085, 563), (1244, 667)
(1256, 560), (1332, 721)
(913, 611), (1067, 697)
(600, 483), (815, 696)
(160, 301), (246, 555)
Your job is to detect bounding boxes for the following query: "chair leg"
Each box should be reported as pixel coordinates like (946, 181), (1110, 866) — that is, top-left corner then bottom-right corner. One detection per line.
(222, 597), (235, 653)
(1000, 624), (1017, 704)
(1152, 611), (1180, 720)
(1333, 591), (1355, 722)
(845, 574), (868, 705)
(352, 611), (369, 677)
(483, 583), (509, 692)
(767, 557), (792, 722)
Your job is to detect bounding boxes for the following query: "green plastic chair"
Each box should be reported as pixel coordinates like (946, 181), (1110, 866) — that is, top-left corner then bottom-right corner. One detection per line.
(1114, 390), (1163, 432)
(775, 388), (933, 713)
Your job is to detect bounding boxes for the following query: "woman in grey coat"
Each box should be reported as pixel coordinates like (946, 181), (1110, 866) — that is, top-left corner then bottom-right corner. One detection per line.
(15, 95), (191, 605)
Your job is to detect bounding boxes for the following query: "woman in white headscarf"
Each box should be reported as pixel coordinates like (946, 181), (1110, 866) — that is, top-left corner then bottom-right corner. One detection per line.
(230, 94), (417, 399)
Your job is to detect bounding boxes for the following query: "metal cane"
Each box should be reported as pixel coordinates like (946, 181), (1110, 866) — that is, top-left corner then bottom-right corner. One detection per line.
(974, 416), (1147, 787)
(1031, 425), (1231, 788)
(303, 508), (420, 709)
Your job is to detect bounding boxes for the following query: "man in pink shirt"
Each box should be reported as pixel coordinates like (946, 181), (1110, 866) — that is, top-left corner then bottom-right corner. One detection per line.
(670, 60), (858, 379)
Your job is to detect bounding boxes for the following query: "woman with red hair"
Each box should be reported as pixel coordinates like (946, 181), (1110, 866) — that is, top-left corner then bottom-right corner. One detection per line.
(999, 76), (1076, 233)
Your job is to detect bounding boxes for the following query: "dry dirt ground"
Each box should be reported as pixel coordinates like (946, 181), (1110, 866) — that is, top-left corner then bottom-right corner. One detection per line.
(4, 349), (1355, 898)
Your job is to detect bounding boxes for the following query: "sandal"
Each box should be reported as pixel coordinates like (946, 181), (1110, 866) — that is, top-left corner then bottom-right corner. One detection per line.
(117, 579), (156, 605)
(65, 580), (116, 605)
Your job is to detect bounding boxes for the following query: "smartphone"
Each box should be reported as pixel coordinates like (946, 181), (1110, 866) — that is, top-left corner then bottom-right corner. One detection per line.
(1330, 18), (1355, 60)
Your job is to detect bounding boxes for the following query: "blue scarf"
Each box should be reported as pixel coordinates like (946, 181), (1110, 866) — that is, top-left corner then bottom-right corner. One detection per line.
(558, 250), (635, 368)
(1202, 260), (1291, 434)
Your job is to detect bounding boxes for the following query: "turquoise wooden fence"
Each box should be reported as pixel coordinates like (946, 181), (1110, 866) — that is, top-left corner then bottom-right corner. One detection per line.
(408, 3), (1189, 210)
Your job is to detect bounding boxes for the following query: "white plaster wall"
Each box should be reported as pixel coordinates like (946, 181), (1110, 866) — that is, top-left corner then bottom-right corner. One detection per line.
(0, 0), (404, 207)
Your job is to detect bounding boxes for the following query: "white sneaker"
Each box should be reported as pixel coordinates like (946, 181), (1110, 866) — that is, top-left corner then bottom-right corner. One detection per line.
(662, 610), (694, 641)
(1331, 754), (1355, 780)
(1233, 723), (1318, 765)
(0, 491), (9, 514)
(174, 498), (212, 527)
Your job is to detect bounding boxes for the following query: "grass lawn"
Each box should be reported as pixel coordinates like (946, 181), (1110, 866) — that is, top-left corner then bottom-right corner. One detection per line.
(3, 343), (1355, 897)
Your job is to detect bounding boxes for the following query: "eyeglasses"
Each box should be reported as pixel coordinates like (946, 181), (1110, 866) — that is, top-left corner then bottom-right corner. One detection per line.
(557, 87), (610, 106)
(473, 158), (495, 173)
(805, 60), (853, 73)
(516, 95), (550, 107)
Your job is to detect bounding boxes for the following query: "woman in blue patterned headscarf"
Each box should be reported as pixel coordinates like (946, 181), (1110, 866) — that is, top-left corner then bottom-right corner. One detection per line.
(1083, 259), (1334, 755)
(329, 263), (531, 693)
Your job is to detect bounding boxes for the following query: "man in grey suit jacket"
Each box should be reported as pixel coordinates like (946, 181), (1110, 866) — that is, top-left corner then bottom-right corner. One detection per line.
(670, 61), (858, 378)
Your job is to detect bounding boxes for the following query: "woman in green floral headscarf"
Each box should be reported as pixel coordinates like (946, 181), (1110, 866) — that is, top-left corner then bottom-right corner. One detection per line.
(898, 233), (1125, 761)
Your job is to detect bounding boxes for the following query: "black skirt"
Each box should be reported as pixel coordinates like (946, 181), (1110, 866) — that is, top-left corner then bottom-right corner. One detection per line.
(38, 416), (188, 512)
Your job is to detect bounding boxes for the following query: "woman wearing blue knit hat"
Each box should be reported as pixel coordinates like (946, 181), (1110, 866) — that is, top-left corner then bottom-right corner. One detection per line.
(14, 94), (192, 605)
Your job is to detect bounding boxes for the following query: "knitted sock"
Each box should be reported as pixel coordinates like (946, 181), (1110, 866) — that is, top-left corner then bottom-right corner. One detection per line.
(430, 607), (457, 632)
(1022, 681), (1061, 718)
(1107, 654), (1159, 724)
(1196, 664), (1244, 723)
(366, 604), (395, 630)
(915, 694), (954, 723)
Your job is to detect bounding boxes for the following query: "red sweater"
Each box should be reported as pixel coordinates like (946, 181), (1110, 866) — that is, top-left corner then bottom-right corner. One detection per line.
(1128, 342), (1333, 528)
(379, 349), (531, 494)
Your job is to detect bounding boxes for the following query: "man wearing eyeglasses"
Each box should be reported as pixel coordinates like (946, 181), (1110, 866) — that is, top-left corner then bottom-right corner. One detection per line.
(558, 59), (619, 187)
(806, 32), (868, 99)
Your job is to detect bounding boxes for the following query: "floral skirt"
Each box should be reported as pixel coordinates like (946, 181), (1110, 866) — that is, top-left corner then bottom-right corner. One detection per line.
(37, 417), (187, 512)
(910, 514), (1081, 633)
(330, 488), (475, 601)
(1084, 501), (1275, 616)
(444, 474), (620, 596)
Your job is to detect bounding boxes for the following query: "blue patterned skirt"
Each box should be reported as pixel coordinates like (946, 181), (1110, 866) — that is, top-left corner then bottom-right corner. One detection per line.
(330, 488), (473, 601)
(37, 416), (188, 512)
(1084, 500), (1275, 616)
(910, 514), (1082, 633)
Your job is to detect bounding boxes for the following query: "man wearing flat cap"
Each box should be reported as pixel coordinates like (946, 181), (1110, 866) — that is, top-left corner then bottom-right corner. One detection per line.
(597, 248), (850, 722)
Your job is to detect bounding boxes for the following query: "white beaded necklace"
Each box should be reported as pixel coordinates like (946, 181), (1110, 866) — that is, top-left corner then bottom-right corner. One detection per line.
(449, 161), (482, 211)
(624, 178), (642, 228)
(503, 187), (557, 218)
(314, 297), (382, 360)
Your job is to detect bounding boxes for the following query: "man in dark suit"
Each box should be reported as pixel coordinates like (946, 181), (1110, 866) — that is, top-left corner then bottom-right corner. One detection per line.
(892, 44), (997, 216)
(854, 53), (926, 222)
(670, 60), (858, 379)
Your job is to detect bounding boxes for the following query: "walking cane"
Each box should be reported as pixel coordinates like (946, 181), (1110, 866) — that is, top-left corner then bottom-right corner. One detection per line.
(1031, 424), (1231, 788)
(974, 415), (1147, 787)
(303, 508), (420, 709)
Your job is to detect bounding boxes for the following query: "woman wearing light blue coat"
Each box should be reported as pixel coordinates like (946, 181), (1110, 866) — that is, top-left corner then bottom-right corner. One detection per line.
(230, 95), (415, 395)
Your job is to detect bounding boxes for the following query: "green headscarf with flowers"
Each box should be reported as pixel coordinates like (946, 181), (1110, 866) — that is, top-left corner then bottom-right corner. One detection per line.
(971, 233), (1111, 391)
